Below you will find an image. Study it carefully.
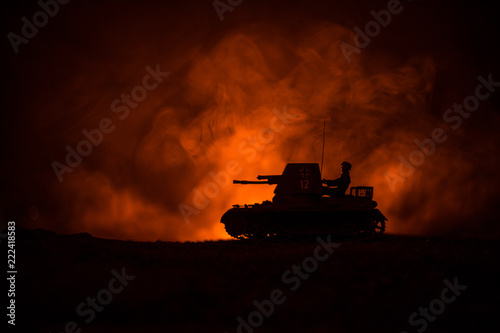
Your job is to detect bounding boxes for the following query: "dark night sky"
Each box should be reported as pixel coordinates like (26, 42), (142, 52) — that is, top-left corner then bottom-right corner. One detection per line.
(2, 0), (500, 240)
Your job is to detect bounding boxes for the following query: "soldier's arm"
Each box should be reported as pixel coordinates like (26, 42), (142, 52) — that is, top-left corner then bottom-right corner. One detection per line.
(325, 177), (341, 187)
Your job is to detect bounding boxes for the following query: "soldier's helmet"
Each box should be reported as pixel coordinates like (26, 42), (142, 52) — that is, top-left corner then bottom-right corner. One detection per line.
(341, 161), (352, 171)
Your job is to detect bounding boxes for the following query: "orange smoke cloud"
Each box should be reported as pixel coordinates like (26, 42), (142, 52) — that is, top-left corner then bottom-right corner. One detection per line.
(11, 2), (500, 241)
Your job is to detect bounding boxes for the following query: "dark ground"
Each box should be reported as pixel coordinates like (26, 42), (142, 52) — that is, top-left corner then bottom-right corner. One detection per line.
(7, 228), (500, 332)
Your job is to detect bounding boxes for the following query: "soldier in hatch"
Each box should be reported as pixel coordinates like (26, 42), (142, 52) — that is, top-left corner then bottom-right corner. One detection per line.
(322, 161), (351, 196)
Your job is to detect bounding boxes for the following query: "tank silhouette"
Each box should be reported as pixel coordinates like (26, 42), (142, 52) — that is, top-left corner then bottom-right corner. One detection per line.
(220, 163), (387, 240)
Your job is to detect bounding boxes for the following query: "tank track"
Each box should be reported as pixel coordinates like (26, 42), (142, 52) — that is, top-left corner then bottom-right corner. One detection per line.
(223, 212), (386, 241)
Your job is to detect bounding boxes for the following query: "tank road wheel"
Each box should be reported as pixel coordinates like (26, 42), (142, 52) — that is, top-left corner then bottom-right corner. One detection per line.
(316, 224), (331, 237)
(270, 224), (286, 242)
(296, 224), (312, 241)
(223, 216), (247, 239)
(372, 220), (386, 235)
(341, 223), (359, 240)
(248, 224), (267, 241)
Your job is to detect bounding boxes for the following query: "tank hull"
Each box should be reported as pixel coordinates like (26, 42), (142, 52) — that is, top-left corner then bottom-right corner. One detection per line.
(221, 196), (387, 240)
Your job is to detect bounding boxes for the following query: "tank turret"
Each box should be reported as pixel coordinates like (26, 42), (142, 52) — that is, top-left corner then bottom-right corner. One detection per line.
(220, 163), (387, 240)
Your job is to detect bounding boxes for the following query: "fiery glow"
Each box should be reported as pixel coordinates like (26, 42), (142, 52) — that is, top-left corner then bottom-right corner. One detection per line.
(15, 8), (500, 241)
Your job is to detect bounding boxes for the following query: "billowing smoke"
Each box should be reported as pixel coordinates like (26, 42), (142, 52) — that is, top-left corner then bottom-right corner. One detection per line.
(4, 1), (500, 240)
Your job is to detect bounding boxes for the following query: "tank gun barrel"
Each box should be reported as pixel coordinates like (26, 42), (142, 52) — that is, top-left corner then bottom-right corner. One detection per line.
(233, 180), (270, 184)
(233, 175), (281, 185)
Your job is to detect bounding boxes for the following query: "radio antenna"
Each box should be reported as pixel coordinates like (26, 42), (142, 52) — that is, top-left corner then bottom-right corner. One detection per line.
(320, 117), (326, 175)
